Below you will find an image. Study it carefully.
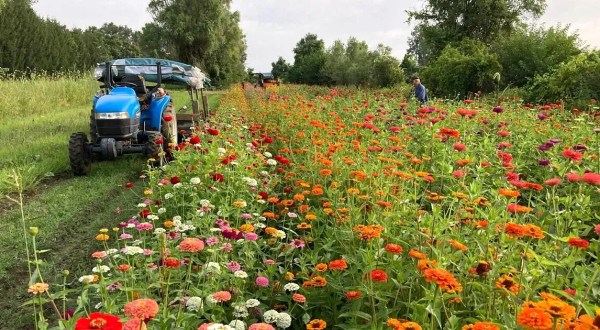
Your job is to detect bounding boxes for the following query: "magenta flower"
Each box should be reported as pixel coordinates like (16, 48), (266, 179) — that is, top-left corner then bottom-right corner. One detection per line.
(227, 261), (241, 272)
(256, 276), (269, 287)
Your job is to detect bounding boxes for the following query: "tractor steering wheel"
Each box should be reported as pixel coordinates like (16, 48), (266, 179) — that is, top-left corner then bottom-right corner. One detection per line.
(115, 82), (138, 88)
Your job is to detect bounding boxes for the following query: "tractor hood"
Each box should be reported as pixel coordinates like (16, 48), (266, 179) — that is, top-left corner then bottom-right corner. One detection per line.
(94, 87), (140, 119)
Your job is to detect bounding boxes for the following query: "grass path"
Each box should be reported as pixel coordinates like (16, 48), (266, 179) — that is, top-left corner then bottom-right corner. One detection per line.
(0, 158), (146, 329)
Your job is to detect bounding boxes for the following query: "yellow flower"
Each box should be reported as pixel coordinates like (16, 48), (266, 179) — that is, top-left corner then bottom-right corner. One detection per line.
(99, 228), (109, 233)
(28, 283), (49, 295)
(144, 189), (153, 195)
(232, 200), (247, 208)
(95, 234), (110, 241)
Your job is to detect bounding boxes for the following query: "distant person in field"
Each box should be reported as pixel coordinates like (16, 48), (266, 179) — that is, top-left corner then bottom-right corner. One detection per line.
(411, 77), (428, 105)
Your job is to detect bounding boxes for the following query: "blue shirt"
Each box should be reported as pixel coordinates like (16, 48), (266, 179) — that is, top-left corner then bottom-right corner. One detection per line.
(415, 84), (428, 103)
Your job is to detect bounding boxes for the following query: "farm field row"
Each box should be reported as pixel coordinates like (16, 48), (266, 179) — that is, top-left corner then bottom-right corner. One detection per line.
(22, 85), (599, 329)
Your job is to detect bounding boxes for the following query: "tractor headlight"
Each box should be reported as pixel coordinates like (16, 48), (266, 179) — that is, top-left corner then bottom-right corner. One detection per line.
(95, 112), (130, 119)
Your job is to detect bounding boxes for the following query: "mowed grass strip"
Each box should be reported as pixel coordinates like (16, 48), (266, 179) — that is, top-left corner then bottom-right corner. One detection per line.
(0, 159), (146, 329)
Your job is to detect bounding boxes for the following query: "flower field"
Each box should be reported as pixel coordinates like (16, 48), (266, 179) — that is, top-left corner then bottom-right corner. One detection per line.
(27, 85), (600, 329)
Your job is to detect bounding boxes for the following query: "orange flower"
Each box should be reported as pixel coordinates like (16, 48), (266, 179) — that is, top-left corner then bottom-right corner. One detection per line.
(499, 188), (520, 198)
(449, 239), (468, 251)
(307, 319), (327, 330)
(319, 169), (332, 176)
(385, 243), (403, 254)
(124, 298), (159, 321)
(534, 299), (576, 320)
(312, 276), (327, 287)
(508, 203), (533, 213)
(177, 237), (204, 253)
(517, 306), (553, 330)
(240, 224), (255, 233)
(329, 259), (348, 270)
(461, 322), (500, 330)
(297, 222), (312, 230)
(422, 268), (462, 293)
(293, 193), (305, 201)
(370, 269), (388, 282)
(440, 127), (460, 138)
(311, 187), (324, 195)
(315, 263), (328, 272)
(495, 274), (521, 295)
(409, 249), (427, 259)
(417, 259), (438, 272)
(345, 290), (362, 301)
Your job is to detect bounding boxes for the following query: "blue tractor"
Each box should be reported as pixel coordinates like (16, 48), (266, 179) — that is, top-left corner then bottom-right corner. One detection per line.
(68, 58), (208, 175)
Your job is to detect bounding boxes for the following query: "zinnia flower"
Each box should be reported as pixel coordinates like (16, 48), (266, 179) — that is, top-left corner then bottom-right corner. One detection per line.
(124, 298), (159, 321)
(177, 237), (205, 253)
(75, 312), (123, 330)
(370, 269), (388, 282)
(517, 306), (553, 330)
(123, 318), (146, 330)
(582, 172), (600, 185)
(28, 283), (49, 295)
(306, 319), (327, 330)
(568, 237), (590, 249)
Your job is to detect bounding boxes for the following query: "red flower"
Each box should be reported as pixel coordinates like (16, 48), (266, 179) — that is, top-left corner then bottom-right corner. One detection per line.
(170, 176), (181, 184)
(453, 143), (466, 151)
(258, 191), (269, 199)
(370, 269), (388, 282)
(212, 173), (224, 182)
(568, 237), (590, 249)
(155, 138), (164, 145)
(384, 243), (403, 254)
(139, 209), (151, 218)
(189, 136), (201, 144)
(164, 258), (180, 268)
(345, 290), (362, 301)
(562, 148), (583, 162)
(75, 312), (123, 330)
(262, 136), (273, 144)
(207, 128), (219, 136)
(124, 182), (134, 189)
(581, 172), (600, 185)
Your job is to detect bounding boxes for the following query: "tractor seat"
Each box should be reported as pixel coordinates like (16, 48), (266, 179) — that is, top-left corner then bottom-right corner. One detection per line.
(120, 75), (148, 96)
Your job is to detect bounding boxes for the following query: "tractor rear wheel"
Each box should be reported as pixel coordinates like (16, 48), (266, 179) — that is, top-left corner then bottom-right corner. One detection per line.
(145, 132), (164, 165)
(68, 132), (92, 176)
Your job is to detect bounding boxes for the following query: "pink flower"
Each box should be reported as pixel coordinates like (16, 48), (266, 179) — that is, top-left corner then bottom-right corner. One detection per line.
(221, 243), (233, 252)
(198, 323), (214, 330)
(120, 233), (133, 240)
(544, 178), (562, 186)
(453, 143), (466, 151)
(136, 222), (153, 230)
(177, 238), (205, 253)
(124, 298), (159, 321)
(256, 276), (269, 287)
(248, 324), (276, 330)
(227, 261), (241, 272)
(452, 170), (467, 178)
(245, 232), (259, 241)
(212, 291), (232, 302)
(595, 224), (600, 236)
(264, 259), (275, 265)
(566, 172), (581, 182)
(124, 318), (146, 330)
(205, 237), (220, 246)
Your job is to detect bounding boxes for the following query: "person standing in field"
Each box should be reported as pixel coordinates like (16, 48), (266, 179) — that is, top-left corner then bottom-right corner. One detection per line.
(411, 76), (428, 105)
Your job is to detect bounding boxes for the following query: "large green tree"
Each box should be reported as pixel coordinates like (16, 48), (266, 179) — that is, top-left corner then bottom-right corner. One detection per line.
(287, 33), (328, 85)
(492, 25), (581, 87)
(407, 0), (547, 64)
(271, 56), (291, 81)
(148, 0), (247, 86)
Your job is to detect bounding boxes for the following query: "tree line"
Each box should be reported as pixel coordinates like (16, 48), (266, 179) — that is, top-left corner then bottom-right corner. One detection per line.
(0, 0), (247, 86)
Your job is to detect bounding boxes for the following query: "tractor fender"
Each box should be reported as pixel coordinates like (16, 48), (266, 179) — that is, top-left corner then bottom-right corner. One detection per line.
(141, 95), (171, 131)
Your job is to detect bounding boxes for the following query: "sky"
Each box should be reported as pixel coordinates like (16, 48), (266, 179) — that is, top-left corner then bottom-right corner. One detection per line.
(32, 0), (600, 72)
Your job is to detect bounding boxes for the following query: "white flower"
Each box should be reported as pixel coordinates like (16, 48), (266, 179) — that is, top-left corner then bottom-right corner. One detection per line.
(122, 246), (144, 255)
(230, 161), (238, 166)
(137, 203), (147, 208)
(92, 265), (110, 273)
(259, 171), (269, 177)
(245, 299), (260, 308)
(206, 295), (218, 305)
(210, 228), (222, 233)
(186, 296), (204, 312)
(78, 275), (95, 283)
(147, 214), (159, 221)
(255, 223), (266, 229)
(206, 262), (221, 273)
(275, 312), (292, 328)
(242, 177), (258, 187)
(199, 199), (212, 207)
(154, 228), (166, 235)
(105, 249), (118, 255)
(275, 230), (286, 239)
(157, 207), (166, 214)
(257, 216), (267, 222)
(217, 147), (226, 154)
(126, 223), (136, 228)
(283, 283), (300, 292)
(263, 310), (279, 323)
(229, 320), (246, 330)
(173, 215), (182, 223)
(190, 177), (201, 185)
(173, 183), (182, 189)
(233, 305), (249, 318)
(257, 199), (266, 204)
(164, 193), (173, 200)
(263, 151), (272, 158)
(266, 159), (277, 166)
(234, 270), (248, 279)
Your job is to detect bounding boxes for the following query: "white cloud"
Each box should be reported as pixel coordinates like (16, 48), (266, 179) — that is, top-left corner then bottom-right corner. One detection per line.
(32, 0), (600, 71)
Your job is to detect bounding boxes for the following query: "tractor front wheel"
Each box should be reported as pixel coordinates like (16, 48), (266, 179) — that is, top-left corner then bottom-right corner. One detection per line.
(68, 132), (92, 175)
